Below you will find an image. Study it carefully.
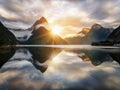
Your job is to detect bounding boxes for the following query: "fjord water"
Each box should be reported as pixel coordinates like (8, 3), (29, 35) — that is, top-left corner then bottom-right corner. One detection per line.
(0, 45), (120, 90)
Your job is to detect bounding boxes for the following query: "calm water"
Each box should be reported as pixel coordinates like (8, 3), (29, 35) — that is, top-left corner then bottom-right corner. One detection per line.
(0, 45), (120, 90)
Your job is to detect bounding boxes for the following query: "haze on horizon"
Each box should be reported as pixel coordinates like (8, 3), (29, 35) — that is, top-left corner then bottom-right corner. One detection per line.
(0, 0), (120, 37)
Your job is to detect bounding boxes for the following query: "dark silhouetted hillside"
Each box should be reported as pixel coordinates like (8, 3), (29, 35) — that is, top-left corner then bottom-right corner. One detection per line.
(0, 22), (17, 46)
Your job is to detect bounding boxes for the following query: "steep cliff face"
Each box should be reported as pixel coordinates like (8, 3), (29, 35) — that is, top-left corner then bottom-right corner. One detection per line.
(26, 17), (67, 45)
(0, 22), (16, 68)
(0, 22), (17, 46)
(107, 26), (120, 42)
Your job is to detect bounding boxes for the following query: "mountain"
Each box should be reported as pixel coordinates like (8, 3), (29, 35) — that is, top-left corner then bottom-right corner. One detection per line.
(25, 17), (67, 45)
(77, 27), (90, 35)
(0, 22), (17, 68)
(92, 26), (120, 46)
(33, 16), (48, 27)
(7, 17), (48, 41)
(0, 22), (17, 46)
(87, 24), (113, 42)
(65, 24), (113, 44)
(107, 26), (120, 42)
(0, 16), (67, 45)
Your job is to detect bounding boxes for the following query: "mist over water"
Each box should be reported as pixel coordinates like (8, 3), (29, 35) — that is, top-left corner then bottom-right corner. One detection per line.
(0, 45), (120, 90)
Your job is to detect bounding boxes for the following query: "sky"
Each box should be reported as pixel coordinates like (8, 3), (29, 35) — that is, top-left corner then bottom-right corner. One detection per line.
(0, 0), (120, 36)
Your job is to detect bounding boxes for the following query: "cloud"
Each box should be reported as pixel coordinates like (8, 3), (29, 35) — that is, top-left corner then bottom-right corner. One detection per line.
(0, 0), (120, 34)
(78, 0), (120, 27)
(0, 0), (46, 28)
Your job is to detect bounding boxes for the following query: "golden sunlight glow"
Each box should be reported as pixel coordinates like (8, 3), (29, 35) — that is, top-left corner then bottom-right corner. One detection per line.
(51, 25), (62, 35)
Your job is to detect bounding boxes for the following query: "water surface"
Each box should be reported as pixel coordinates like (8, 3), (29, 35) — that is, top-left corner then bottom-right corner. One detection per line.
(0, 45), (120, 90)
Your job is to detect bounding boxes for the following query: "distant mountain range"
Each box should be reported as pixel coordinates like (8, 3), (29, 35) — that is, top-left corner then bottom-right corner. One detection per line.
(1, 16), (120, 46)
(65, 24), (113, 44)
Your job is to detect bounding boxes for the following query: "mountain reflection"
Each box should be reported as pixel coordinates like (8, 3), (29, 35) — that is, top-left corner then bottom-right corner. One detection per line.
(67, 48), (120, 66)
(0, 46), (62, 73)
(0, 46), (16, 68)
(27, 47), (62, 72)
(0, 46), (120, 72)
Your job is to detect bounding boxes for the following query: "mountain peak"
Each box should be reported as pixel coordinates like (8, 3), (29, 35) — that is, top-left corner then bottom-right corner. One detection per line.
(78, 28), (90, 34)
(92, 23), (102, 29)
(33, 17), (48, 27)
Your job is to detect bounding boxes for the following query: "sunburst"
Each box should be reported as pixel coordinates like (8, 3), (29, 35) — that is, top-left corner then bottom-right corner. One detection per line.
(51, 25), (62, 35)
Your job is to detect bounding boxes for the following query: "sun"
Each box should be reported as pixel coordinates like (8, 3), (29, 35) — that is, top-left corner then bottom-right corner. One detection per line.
(51, 25), (62, 35)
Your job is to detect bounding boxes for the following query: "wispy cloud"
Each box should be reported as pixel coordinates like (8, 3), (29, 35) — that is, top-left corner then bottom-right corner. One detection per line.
(0, 0), (120, 34)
